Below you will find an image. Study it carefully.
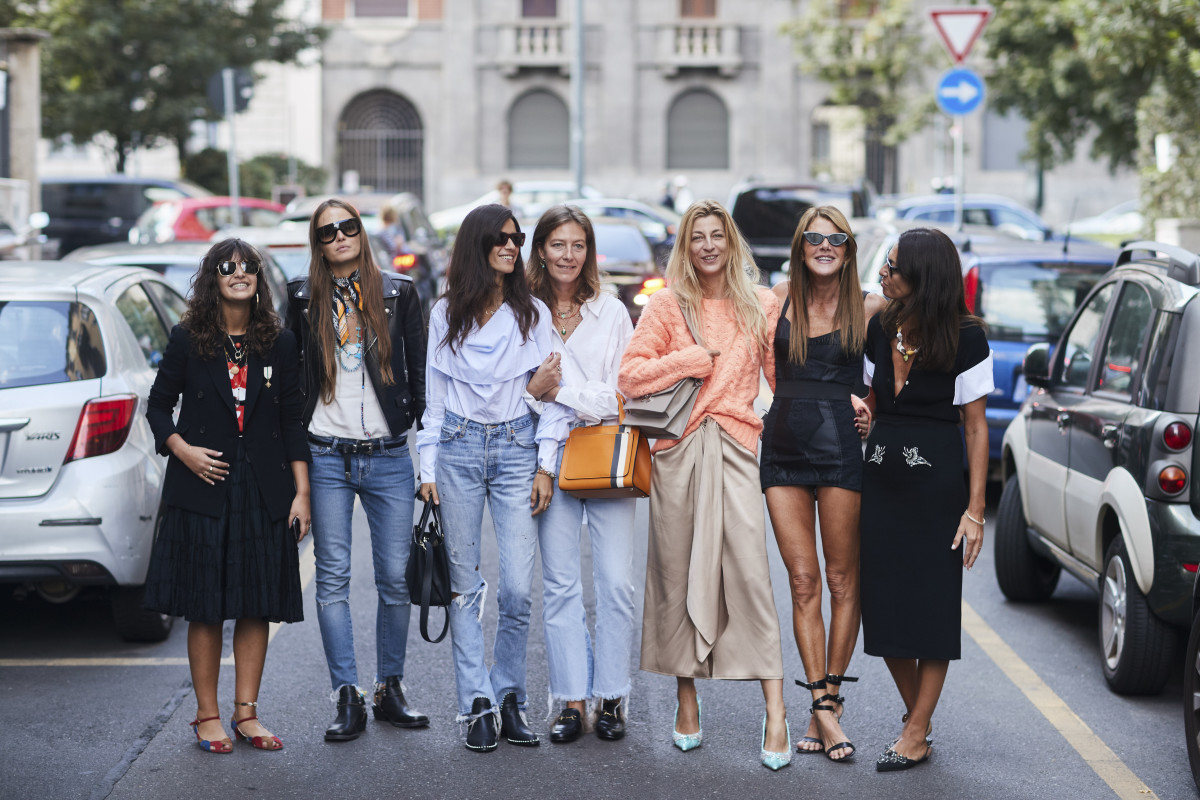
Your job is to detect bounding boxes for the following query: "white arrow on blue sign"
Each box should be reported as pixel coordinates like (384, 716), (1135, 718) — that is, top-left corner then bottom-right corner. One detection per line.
(936, 68), (985, 115)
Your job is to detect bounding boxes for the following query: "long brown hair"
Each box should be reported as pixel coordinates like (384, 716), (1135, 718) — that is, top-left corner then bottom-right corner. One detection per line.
(306, 198), (394, 404)
(181, 238), (280, 359)
(442, 203), (539, 352)
(526, 204), (602, 309)
(786, 205), (865, 364)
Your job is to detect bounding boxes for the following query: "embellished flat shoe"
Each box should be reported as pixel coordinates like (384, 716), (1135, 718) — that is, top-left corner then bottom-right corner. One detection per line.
(190, 715), (232, 754)
(760, 714), (792, 771)
(876, 742), (932, 772)
(671, 698), (702, 752)
(231, 702), (282, 751)
(902, 711), (933, 744)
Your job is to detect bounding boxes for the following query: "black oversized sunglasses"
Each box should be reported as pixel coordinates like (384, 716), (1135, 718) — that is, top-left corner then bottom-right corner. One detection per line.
(316, 217), (362, 244)
(494, 231), (526, 248)
(216, 260), (261, 276)
(885, 253), (901, 277)
(802, 231), (850, 247)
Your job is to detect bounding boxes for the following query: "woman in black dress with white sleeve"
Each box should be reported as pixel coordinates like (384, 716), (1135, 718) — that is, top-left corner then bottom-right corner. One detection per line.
(858, 228), (992, 772)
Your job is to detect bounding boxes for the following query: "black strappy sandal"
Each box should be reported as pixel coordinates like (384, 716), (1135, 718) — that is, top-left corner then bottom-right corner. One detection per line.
(793, 679), (826, 754)
(818, 673), (858, 763)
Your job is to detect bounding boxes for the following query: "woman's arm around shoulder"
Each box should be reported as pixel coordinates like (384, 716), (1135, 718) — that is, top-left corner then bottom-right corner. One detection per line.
(617, 289), (714, 399)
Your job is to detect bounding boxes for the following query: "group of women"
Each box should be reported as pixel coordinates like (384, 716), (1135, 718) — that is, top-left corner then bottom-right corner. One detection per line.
(141, 190), (991, 773)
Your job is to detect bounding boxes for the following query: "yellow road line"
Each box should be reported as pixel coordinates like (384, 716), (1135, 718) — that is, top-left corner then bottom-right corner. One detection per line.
(962, 600), (1159, 800)
(0, 540), (317, 669)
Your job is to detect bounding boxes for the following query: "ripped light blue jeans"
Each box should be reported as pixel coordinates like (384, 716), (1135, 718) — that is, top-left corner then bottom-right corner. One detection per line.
(435, 411), (539, 718)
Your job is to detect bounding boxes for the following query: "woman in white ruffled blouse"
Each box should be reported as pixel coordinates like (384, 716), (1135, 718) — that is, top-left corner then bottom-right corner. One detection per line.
(417, 204), (572, 753)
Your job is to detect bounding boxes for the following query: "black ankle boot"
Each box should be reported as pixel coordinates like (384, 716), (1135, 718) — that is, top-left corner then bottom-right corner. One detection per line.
(373, 676), (429, 728)
(499, 692), (540, 746)
(465, 697), (498, 752)
(325, 685), (367, 742)
(596, 697), (626, 740)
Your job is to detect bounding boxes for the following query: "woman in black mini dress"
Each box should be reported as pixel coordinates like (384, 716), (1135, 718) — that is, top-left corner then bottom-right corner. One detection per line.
(144, 239), (311, 754)
(762, 206), (885, 762)
(858, 228), (991, 772)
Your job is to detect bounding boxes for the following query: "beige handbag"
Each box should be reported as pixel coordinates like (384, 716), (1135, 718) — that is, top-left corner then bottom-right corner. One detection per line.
(621, 300), (704, 439)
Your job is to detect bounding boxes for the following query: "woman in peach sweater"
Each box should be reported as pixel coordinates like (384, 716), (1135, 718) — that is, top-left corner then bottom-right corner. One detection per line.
(618, 199), (789, 770)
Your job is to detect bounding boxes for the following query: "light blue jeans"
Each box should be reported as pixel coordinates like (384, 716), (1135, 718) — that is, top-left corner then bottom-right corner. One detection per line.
(309, 436), (416, 691)
(436, 411), (539, 718)
(539, 442), (638, 703)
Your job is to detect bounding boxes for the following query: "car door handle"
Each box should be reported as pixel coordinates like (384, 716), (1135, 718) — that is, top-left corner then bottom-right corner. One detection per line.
(0, 418), (30, 432)
(1101, 424), (1119, 449)
(1056, 412), (1071, 432)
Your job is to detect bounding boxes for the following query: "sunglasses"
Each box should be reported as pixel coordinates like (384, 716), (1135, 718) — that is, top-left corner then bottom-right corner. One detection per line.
(216, 260), (261, 276)
(495, 231), (526, 248)
(316, 217), (362, 244)
(802, 231), (850, 247)
(885, 253), (901, 277)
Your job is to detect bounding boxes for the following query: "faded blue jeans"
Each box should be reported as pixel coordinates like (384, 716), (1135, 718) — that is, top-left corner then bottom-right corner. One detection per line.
(435, 411), (539, 719)
(309, 435), (416, 691)
(539, 442), (638, 704)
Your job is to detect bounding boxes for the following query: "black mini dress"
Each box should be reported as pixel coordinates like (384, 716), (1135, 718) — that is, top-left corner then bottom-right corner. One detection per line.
(760, 297), (864, 492)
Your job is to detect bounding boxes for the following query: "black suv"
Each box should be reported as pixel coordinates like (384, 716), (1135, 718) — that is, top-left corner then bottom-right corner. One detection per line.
(997, 241), (1200, 695)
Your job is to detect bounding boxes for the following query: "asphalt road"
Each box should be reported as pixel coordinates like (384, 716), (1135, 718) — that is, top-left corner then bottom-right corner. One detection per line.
(1, 484), (1193, 800)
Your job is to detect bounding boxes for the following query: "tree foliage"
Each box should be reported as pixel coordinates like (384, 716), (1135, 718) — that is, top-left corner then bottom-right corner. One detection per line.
(33, 0), (324, 173)
(183, 148), (327, 198)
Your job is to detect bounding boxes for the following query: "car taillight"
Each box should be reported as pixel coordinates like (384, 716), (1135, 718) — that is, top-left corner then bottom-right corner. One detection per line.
(392, 253), (417, 271)
(963, 266), (979, 313)
(1184, 563), (1199, 574)
(64, 395), (137, 463)
(1158, 465), (1187, 495)
(1164, 421), (1192, 451)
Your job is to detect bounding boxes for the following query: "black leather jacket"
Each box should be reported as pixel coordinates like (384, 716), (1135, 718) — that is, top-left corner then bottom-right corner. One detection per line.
(285, 272), (427, 436)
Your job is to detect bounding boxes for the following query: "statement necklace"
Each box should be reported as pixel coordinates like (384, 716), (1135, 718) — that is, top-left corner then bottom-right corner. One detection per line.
(896, 326), (919, 363)
(225, 334), (247, 367)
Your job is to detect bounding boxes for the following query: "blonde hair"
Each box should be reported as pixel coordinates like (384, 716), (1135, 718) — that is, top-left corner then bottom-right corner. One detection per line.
(786, 205), (865, 364)
(666, 199), (769, 355)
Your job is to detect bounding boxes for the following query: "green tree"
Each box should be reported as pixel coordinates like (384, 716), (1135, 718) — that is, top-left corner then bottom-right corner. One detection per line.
(36, 0), (324, 173)
(783, 0), (938, 193)
(183, 148), (326, 198)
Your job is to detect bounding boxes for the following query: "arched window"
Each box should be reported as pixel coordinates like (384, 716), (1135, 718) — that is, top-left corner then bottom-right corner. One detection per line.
(666, 89), (729, 169)
(508, 90), (569, 169)
(337, 90), (424, 197)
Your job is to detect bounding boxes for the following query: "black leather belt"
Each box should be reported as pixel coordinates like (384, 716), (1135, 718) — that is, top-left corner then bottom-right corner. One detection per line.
(308, 434), (405, 479)
(774, 380), (852, 400)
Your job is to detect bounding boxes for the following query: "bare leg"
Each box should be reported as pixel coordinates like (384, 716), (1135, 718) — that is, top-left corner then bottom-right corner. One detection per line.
(760, 678), (788, 753)
(884, 657), (946, 760)
(188, 621), (228, 745)
(675, 677), (699, 734)
(231, 618), (280, 747)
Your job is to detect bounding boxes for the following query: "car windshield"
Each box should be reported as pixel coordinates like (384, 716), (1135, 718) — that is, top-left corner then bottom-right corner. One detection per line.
(732, 189), (856, 243)
(0, 301), (106, 387)
(593, 224), (652, 267)
(978, 261), (1110, 342)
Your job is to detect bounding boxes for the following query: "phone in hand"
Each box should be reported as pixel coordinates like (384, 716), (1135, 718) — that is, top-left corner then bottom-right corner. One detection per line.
(291, 517), (302, 542)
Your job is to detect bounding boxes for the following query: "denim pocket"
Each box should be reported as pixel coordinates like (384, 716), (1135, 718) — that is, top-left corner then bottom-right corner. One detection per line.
(512, 423), (537, 450)
(438, 424), (464, 444)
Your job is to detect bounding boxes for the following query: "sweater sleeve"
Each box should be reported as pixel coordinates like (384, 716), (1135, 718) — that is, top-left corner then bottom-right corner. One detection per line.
(618, 290), (713, 399)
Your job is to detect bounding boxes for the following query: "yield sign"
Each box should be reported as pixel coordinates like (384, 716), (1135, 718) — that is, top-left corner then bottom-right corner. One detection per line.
(928, 6), (993, 64)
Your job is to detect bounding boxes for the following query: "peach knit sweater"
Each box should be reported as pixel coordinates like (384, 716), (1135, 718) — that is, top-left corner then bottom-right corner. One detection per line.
(618, 287), (779, 454)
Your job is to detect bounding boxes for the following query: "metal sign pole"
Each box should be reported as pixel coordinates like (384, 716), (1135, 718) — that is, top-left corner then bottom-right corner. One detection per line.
(954, 115), (964, 230)
(570, 0), (584, 198)
(222, 68), (240, 221)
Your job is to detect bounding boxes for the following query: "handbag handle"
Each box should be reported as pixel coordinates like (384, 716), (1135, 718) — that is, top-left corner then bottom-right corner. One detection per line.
(414, 499), (449, 643)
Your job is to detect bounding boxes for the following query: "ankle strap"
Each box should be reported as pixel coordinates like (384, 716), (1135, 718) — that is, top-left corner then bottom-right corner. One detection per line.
(824, 674), (858, 686)
(795, 678), (827, 691)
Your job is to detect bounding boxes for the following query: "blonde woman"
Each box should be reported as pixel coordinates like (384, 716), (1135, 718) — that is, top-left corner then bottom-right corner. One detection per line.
(618, 199), (789, 770)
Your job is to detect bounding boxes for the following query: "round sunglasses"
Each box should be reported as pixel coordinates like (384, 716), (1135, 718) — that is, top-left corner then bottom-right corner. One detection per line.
(802, 231), (850, 247)
(316, 217), (362, 244)
(216, 260), (261, 276)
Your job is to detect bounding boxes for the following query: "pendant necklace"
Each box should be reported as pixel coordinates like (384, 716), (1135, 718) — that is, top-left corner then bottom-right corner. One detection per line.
(896, 326), (918, 363)
(556, 303), (579, 336)
(225, 334), (247, 372)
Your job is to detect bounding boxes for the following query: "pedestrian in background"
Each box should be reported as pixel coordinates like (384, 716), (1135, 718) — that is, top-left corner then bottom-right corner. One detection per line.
(286, 198), (429, 743)
(144, 238), (310, 754)
(857, 227), (992, 771)
(762, 206), (885, 763)
(524, 205), (637, 743)
(417, 203), (572, 753)
(618, 199), (790, 770)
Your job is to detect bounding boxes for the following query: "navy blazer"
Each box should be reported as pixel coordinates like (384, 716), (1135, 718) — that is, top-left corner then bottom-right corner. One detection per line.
(146, 325), (309, 521)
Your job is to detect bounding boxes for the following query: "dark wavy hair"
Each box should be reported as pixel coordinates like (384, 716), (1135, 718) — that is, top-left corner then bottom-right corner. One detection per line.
(880, 227), (985, 372)
(442, 203), (539, 352)
(526, 204), (602, 309)
(180, 238), (280, 360)
(306, 198), (394, 404)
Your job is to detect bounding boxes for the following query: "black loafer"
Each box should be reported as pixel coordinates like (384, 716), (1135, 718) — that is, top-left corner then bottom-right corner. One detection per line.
(550, 708), (583, 743)
(373, 676), (430, 728)
(499, 692), (540, 746)
(465, 697), (498, 752)
(596, 698), (626, 741)
(325, 685), (367, 742)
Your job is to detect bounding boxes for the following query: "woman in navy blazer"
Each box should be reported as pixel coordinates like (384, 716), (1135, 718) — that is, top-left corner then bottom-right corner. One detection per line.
(144, 238), (310, 754)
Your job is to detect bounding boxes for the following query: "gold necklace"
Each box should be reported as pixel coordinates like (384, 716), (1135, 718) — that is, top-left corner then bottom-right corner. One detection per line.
(896, 326), (918, 363)
(556, 303), (580, 336)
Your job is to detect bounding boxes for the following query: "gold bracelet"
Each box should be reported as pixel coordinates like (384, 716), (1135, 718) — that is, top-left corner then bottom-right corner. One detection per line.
(964, 511), (985, 526)
(537, 466), (558, 480)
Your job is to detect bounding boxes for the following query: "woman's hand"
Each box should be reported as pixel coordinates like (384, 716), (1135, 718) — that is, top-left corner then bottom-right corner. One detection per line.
(288, 493), (311, 542)
(172, 439), (228, 485)
(851, 394), (872, 439)
(952, 512), (985, 570)
(527, 352), (562, 400)
(419, 482), (440, 505)
(530, 472), (553, 516)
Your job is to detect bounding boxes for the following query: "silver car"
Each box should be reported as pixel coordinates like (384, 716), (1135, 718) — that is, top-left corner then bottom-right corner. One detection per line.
(0, 262), (188, 641)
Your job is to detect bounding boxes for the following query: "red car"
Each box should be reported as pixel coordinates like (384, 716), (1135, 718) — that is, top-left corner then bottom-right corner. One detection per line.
(128, 196), (284, 244)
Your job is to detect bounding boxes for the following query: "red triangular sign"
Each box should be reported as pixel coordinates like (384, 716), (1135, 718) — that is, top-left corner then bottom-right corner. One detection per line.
(929, 6), (993, 63)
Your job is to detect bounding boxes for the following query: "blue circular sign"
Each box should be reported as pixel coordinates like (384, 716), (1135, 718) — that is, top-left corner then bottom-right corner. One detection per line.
(936, 68), (985, 116)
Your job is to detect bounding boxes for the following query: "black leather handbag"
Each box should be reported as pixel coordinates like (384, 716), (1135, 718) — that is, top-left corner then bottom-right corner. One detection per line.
(406, 499), (451, 643)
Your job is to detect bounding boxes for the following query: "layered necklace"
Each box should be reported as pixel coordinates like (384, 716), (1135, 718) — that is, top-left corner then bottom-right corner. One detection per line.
(555, 301), (581, 337)
(224, 334), (247, 371)
(895, 325), (919, 363)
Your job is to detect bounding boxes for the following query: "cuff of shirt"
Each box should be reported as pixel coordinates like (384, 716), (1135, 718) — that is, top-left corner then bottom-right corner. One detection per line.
(537, 439), (560, 474)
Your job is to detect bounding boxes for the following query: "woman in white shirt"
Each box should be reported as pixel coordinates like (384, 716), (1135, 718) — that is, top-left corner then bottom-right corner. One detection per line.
(524, 206), (637, 743)
(417, 203), (572, 753)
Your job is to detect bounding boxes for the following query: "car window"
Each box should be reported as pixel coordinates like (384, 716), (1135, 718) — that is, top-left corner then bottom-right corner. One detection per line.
(1095, 283), (1153, 396)
(116, 284), (169, 369)
(246, 207), (283, 227)
(0, 301), (106, 387)
(910, 208), (954, 224)
(194, 207), (219, 232)
(1058, 283), (1115, 390)
(143, 280), (188, 327)
(593, 224), (652, 264)
(993, 207), (1042, 236)
(979, 261), (1107, 342)
(963, 208), (991, 226)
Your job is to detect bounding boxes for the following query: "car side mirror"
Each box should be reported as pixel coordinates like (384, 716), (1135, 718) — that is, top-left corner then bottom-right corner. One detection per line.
(1023, 343), (1051, 388)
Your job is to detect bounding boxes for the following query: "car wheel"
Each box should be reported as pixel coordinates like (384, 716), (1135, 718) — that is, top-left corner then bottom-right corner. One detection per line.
(994, 476), (1060, 601)
(1184, 607), (1200, 790)
(111, 586), (174, 643)
(1099, 537), (1175, 694)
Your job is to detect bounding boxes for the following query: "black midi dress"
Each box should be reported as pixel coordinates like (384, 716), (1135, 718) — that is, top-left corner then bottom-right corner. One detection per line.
(859, 316), (991, 660)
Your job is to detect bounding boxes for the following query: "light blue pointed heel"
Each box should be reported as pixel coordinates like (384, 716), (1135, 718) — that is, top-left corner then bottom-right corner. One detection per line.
(760, 714), (792, 770)
(672, 698), (702, 752)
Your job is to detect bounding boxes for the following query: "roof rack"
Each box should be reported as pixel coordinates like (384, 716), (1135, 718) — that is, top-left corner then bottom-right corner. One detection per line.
(1116, 240), (1200, 286)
